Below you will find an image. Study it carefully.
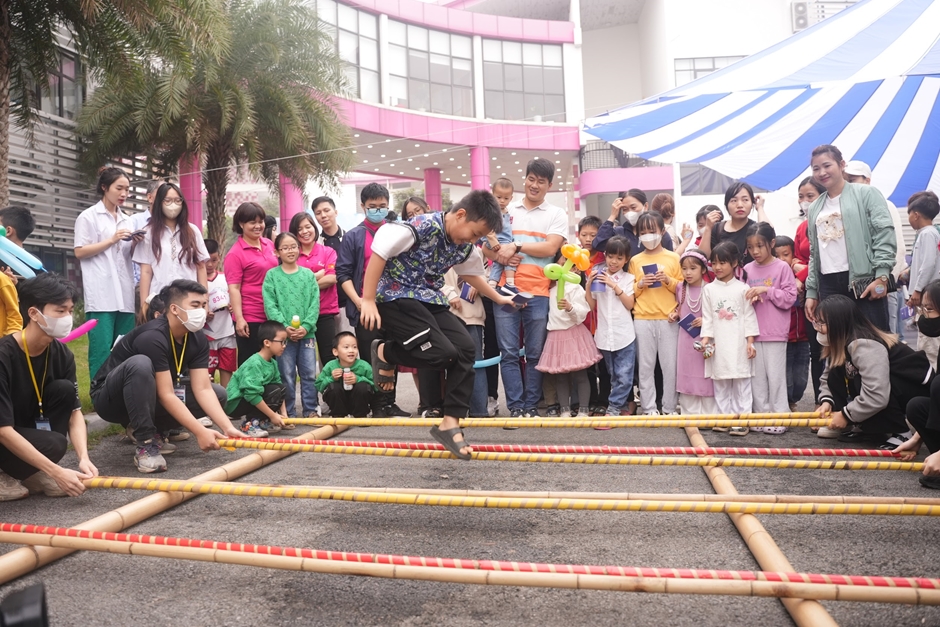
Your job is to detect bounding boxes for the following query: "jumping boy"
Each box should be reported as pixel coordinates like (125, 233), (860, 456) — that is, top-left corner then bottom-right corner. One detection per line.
(315, 331), (374, 417)
(485, 178), (516, 288)
(360, 190), (515, 459)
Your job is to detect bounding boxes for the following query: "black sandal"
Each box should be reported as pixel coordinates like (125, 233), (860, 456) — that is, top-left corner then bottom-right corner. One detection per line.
(371, 339), (396, 391)
(430, 425), (472, 461)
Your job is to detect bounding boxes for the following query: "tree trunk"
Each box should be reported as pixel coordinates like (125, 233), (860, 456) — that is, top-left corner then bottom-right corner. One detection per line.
(203, 141), (230, 246)
(0, 0), (12, 208)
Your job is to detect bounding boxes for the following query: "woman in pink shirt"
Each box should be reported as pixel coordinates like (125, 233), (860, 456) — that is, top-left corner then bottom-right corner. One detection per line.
(225, 202), (278, 365)
(290, 212), (338, 373)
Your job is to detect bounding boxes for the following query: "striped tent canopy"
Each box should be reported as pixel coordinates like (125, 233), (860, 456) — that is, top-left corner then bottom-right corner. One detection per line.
(581, 0), (940, 205)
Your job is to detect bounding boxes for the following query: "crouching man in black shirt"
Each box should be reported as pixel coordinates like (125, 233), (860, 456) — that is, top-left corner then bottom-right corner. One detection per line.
(0, 274), (97, 500)
(92, 279), (243, 473)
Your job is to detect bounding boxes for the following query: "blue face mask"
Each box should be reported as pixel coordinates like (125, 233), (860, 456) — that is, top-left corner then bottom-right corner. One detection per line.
(365, 208), (386, 224)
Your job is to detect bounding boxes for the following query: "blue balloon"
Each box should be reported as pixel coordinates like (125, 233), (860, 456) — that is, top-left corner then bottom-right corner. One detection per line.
(473, 347), (524, 369)
(0, 236), (43, 270)
(0, 247), (35, 278)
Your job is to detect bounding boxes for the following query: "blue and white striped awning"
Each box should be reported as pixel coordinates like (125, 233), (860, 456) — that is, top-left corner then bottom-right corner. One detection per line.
(582, 0), (940, 205)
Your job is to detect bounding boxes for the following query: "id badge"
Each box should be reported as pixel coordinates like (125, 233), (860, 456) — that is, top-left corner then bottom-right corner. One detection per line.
(174, 384), (186, 403)
(36, 420), (51, 431)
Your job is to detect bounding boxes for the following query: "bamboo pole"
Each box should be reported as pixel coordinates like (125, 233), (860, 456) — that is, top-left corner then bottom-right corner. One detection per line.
(257, 438), (897, 458)
(215, 440), (922, 471)
(284, 416), (828, 428)
(0, 424), (348, 585)
(83, 477), (940, 516)
(1, 525), (937, 604)
(684, 426), (838, 626)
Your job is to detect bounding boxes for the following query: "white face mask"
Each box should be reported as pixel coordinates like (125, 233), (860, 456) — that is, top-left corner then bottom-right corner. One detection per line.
(176, 306), (207, 332)
(36, 311), (73, 339)
(698, 227), (706, 235)
(639, 233), (662, 250)
(163, 203), (183, 219)
(817, 332), (829, 346)
(623, 211), (640, 226)
(799, 201), (810, 216)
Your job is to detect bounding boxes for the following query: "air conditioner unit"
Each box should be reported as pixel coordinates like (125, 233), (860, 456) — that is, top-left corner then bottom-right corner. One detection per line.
(791, 2), (810, 32)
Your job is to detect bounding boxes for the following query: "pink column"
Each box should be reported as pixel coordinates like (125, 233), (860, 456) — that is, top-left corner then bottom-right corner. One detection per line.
(424, 168), (442, 211)
(179, 153), (203, 229)
(278, 172), (305, 229)
(470, 146), (490, 191)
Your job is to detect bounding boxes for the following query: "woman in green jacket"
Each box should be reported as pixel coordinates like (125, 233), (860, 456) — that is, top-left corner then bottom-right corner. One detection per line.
(803, 144), (896, 332)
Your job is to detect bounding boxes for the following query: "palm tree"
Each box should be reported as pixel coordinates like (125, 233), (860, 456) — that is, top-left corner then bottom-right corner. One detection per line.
(0, 0), (229, 206)
(76, 0), (352, 244)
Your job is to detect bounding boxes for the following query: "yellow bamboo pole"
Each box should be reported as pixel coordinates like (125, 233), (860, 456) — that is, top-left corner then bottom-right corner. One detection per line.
(684, 426), (838, 626)
(215, 440), (922, 471)
(0, 423), (348, 585)
(83, 477), (940, 516)
(1, 530), (937, 605)
(284, 416), (828, 428)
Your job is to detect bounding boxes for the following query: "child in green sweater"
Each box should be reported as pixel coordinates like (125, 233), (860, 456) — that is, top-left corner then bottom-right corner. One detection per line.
(263, 232), (321, 418)
(315, 331), (374, 417)
(225, 321), (291, 437)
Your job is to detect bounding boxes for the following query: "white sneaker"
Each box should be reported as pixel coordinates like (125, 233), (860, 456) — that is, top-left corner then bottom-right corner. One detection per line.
(488, 397), (499, 417)
(817, 427), (843, 439)
(643, 410), (661, 416)
(0, 471), (28, 501)
(197, 417), (213, 427)
(21, 471), (67, 497)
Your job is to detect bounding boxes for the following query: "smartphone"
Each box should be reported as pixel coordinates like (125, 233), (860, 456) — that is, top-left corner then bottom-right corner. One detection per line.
(122, 230), (147, 241)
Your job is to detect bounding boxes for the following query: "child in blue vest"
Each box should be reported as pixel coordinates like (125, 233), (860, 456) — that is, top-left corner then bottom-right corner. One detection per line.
(360, 191), (515, 459)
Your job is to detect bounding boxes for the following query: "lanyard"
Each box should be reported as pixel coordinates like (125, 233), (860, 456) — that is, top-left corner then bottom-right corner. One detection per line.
(169, 330), (188, 381)
(22, 332), (50, 418)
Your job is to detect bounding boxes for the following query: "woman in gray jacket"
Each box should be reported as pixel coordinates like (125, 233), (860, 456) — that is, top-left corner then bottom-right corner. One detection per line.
(814, 295), (932, 447)
(803, 145), (897, 332)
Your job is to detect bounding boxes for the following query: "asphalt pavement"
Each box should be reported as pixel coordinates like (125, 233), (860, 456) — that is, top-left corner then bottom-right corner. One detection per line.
(2, 361), (939, 626)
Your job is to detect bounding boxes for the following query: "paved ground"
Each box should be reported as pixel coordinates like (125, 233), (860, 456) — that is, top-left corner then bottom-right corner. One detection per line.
(2, 364), (939, 626)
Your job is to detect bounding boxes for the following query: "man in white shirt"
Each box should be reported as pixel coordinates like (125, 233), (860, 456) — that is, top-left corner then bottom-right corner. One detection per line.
(844, 160), (907, 334)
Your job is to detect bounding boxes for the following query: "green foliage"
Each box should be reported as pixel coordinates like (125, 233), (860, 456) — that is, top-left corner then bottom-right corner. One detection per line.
(392, 187), (453, 214)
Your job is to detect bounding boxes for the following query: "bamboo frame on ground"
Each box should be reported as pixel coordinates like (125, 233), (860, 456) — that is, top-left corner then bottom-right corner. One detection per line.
(284, 416), (828, 428)
(82, 477), (940, 515)
(0, 424), (348, 585)
(215, 440), (922, 471)
(1, 524), (937, 605)
(254, 438), (899, 457)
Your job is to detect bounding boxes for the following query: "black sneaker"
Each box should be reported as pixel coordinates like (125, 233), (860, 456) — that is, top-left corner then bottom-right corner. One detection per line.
(523, 408), (540, 418)
(837, 430), (883, 444)
(879, 433), (911, 450)
(422, 407), (443, 418)
(371, 406), (389, 418)
(545, 405), (560, 418)
(919, 474), (940, 490)
(387, 403), (412, 417)
(505, 408), (523, 430)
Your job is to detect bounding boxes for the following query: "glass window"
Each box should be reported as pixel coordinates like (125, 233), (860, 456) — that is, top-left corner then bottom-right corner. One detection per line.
(484, 90), (504, 119)
(41, 75), (59, 116)
(502, 41), (522, 64)
(544, 67), (564, 94)
(452, 58), (472, 87)
(337, 3), (358, 31)
(429, 30), (450, 55)
(390, 75), (408, 107)
(545, 95), (565, 122)
(359, 37), (378, 71)
(343, 64), (359, 95)
(483, 62), (502, 90)
(408, 49), (429, 81)
(453, 87), (474, 118)
(504, 64), (523, 91)
(429, 54), (450, 84)
(452, 35), (472, 59)
(430, 83), (452, 114)
(389, 44), (408, 77)
(483, 39), (502, 62)
(358, 11), (377, 39)
(542, 45), (562, 67)
(409, 79), (430, 112)
(522, 43), (542, 66)
(32, 51), (85, 119)
(360, 70), (379, 103)
(693, 57), (714, 70)
(505, 92), (524, 120)
(523, 66), (543, 93)
(388, 19), (406, 44)
(338, 30), (358, 65)
(674, 56), (744, 87)
(674, 58), (693, 70)
(524, 93), (544, 119)
(408, 25), (428, 51)
(318, 0), (336, 24)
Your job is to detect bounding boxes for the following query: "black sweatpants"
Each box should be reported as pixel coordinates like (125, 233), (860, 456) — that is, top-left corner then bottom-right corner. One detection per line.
(907, 376), (940, 454)
(92, 355), (227, 442)
(481, 296), (500, 399)
(825, 367), (909, 435)
(377, 299), (475, 417)
(356, 322), (397, 411)
(236, 322), (264, 367)
(0, 379), (74, 480)
(229, 383), (287, 420)
(322, 381), (373, 417)
(313, 314), (336, 370)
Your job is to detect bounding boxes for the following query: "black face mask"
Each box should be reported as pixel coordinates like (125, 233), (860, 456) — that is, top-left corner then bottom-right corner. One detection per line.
(918, 315), (940, 338)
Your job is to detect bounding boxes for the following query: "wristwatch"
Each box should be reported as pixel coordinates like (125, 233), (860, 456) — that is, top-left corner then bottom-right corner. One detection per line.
(513, 242), (523, 255)
(877, 274), (889, 283)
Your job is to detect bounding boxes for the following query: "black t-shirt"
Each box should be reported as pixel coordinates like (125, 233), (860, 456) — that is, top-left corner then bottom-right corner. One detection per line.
(0, 334), (79, 428)
(91, 317), (210, 393)
(711, 219), (757, 266)
(320, 226), (346, 306)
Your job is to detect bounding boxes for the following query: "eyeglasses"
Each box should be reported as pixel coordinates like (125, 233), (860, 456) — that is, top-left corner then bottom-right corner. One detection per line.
(278, 245), (299, 252)
(270, 339), (289, 345)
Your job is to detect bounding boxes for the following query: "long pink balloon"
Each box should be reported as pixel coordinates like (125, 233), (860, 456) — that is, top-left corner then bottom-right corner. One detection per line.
(58, 318), (97, 344)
